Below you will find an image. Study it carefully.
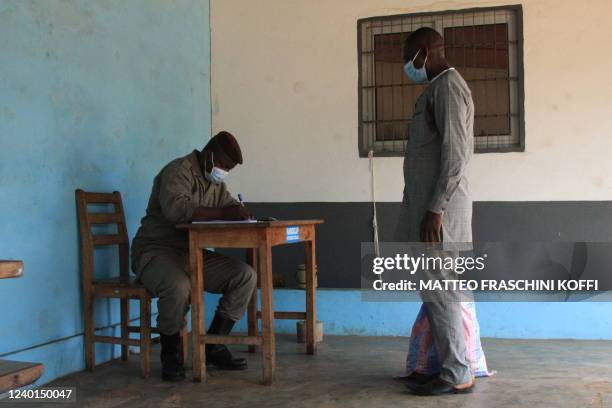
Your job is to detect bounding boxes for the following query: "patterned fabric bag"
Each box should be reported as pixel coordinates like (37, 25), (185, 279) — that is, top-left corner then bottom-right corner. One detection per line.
(406, 302), (493, 377)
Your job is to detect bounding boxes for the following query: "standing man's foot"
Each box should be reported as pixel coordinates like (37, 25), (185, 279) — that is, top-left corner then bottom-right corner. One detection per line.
(205, 312), (248, 370)
(160, 333), (186, 382)
(405, 377), (475, 396)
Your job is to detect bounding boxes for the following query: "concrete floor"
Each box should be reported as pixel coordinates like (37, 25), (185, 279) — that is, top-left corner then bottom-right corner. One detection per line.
(23, 335), (612, 408)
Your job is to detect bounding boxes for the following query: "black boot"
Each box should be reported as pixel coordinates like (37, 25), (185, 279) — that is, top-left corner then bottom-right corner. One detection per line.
(394, 372), (440, 387)
(160, 333), (186, 382)
(206, 313), (248, 370)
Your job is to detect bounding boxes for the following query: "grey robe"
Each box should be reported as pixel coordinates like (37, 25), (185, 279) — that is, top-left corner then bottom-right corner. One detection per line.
(395, 68), (474, 244)
(396, 68), (476, 385)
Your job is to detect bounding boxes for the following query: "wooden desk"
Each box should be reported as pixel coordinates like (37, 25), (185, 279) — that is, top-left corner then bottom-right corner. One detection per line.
(0, 260), (44, 391)
(177, 219), (323, 385)
(0, 260), (24, 279)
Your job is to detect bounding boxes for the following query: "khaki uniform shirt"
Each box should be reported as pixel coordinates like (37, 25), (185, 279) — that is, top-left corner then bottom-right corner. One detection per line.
(131, 150), (238, 273)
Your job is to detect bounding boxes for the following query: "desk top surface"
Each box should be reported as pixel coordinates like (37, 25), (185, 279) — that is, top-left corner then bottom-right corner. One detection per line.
(0, 260), (24, 279)
(177, 219), (324, 230)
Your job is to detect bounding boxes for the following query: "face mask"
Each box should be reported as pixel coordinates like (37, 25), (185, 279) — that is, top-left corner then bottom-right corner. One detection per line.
(205, 152), (229, 184)
(403, 49), (428, 84)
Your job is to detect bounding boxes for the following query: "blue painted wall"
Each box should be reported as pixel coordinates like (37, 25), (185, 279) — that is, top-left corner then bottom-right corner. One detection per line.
(220, 290), (612, 340)
(0, 0), (211, 385)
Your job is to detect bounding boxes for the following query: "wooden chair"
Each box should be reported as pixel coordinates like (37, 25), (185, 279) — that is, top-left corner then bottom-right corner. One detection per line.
(75, 189), (188, 378)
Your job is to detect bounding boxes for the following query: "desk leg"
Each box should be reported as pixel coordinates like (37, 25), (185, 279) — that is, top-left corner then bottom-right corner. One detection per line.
(189, 234), (205, 382)
(305, 238), (317, 355)
(247, 248), (258, 354)
(259, 240), (275, 385)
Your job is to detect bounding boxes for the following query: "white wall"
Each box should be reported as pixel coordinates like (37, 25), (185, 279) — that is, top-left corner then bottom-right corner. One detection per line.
(211, 0), (612, 203)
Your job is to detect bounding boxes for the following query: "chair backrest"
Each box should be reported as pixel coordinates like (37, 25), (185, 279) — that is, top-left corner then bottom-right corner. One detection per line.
(75, 189), (130, 284)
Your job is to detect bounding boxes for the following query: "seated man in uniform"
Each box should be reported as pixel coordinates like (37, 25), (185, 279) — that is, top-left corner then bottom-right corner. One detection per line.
(131, 131), (256, 381)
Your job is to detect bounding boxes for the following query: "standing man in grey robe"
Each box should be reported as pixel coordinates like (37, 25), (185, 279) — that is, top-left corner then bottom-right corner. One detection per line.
(395, 27), (475, 395)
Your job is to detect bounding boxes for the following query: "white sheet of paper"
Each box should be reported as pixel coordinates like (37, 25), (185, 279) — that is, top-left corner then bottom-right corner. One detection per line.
(191, 219), (259, 224)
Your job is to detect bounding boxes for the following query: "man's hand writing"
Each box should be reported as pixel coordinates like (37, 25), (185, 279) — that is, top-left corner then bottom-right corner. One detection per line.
(223, 205), (253, 221)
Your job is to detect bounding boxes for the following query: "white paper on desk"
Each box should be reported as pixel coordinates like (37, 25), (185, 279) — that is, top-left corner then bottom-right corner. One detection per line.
(191, 219), (260, 224)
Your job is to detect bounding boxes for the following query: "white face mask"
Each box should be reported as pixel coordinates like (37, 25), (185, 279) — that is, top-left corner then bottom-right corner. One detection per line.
(205, 151), (229, 184)
(403, 49), (428, 84)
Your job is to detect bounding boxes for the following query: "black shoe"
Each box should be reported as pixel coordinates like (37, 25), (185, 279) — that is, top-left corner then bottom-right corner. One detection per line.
(406, 377), (475, 396)
(205, 313), (248, 370)
(206, 344), (248, 370)
(394, 372), (440, 386)
(160, 333), (186, 382)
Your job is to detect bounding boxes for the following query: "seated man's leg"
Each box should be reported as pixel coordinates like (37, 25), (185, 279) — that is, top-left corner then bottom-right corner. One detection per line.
(139, 251), (191, 381)
(203, 250), (257, 370)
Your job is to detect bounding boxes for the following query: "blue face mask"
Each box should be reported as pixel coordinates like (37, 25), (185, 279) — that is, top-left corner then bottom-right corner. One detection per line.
(403, 49), (428, 84)
(205, 151), (229, 184)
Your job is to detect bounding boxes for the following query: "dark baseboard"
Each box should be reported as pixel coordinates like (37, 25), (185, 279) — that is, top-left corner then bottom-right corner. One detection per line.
(217, 201), (612, 288)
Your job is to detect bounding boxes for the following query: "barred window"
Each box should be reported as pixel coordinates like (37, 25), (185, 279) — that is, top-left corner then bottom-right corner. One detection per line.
(358, 6), (524, 156)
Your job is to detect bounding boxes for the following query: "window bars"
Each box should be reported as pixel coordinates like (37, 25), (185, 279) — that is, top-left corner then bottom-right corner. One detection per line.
(358, 5), (524, 156)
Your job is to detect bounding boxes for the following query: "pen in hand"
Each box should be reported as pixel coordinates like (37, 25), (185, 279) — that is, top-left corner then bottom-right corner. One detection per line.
(237, 193), (254, 220)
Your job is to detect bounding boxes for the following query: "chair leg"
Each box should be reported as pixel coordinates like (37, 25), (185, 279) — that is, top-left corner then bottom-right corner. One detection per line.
(180, 327), (189, 365)
(120, 298), (129, 361)
(84, 295), (95, 371)
(139, 295), (151, 379)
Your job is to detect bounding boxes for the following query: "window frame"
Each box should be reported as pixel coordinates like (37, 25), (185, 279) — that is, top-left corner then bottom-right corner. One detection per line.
(357, 5), (525, 157)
